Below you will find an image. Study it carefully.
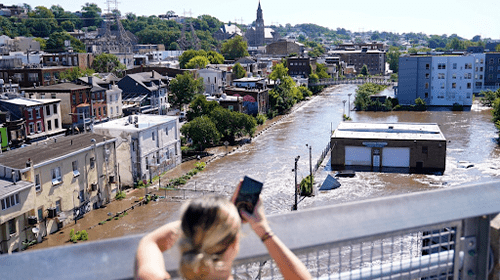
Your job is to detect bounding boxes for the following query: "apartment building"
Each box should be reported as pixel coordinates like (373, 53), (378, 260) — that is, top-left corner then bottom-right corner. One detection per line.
(0, 134), (118, 253)
(93, 115), (181, 187)
(328, 49), (386, 75)
(398, 55), (475, 106)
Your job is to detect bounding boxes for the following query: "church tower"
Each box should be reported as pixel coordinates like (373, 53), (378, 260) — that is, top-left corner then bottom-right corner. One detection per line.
(255, 1), (265, 46)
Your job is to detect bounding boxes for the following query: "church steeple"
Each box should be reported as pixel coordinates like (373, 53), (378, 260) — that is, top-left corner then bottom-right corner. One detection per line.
(257, 1), (263, 21)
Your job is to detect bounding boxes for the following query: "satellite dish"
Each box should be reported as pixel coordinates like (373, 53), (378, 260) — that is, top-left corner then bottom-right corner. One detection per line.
(32, 227), (39, 234)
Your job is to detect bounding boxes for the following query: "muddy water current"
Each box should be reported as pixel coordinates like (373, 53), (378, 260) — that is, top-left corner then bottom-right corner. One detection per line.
(30, 84), (500, 251)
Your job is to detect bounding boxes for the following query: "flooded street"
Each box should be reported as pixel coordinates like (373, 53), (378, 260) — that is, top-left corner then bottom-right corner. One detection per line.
(30, 84), (500, 249)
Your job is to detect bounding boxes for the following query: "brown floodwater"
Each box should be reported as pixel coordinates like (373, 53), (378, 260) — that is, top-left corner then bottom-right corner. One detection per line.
(29, 84), (500, 250)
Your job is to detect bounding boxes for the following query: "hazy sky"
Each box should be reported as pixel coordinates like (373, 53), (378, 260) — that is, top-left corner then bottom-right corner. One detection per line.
(11, 0), (500, 40)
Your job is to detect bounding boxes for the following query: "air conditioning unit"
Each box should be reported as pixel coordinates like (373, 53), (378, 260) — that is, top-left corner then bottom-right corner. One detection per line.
(91, 183), (98, 191)
(109, 176), (115, 183)
(28, 216), (38, 225)
(47, 207), (57, 218)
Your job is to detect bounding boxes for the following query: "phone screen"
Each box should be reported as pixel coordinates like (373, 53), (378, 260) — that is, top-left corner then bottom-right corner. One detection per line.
(235, 176), (263, 216)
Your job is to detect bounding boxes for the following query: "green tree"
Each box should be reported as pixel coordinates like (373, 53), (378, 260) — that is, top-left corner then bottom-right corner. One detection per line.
(220, 36), (249, 60)
(316, 63), (330, 79)
(26, 6), (58, 37)
(232, 62), (246, 79)
(81, 3), (102, 28)
(178, 50), (207, 69)
(207, 50), (224, 64)
(46, 31), (86, 53)
(269, 64), (301, 114)
(186, 94), (220, 121)
(169, 71), (204, 109)
(60, 67), (95, 81)
(185, 56), (209, 69)
(386, 46), (400, 73)
(360, 64), (369, 76)
(92, 53), (126, 74)
(180, 116), (220, 149)
(60, 20), (75, 32)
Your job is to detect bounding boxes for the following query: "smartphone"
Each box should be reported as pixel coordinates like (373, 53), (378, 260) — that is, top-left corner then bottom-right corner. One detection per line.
(234, 176), (263, 216)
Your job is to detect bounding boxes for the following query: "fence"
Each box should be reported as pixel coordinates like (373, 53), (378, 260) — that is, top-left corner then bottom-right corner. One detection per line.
(309, 78), (396, 87)
(1, 181), (499, 279)
(314, 141), (331, 173)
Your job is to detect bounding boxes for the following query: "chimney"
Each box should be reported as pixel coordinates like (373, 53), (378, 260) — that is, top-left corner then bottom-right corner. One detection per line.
(151, 70), (154, 78)
(11, 170), (16, 184)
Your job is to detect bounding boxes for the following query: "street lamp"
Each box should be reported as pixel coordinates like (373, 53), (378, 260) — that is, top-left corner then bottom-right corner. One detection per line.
(348, 93), (352, 119)
(306, 144), (312, 193)
(292, 155), (300, 211)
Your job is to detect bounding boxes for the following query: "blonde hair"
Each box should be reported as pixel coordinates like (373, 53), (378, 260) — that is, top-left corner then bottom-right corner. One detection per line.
(178, 195), (241, 280)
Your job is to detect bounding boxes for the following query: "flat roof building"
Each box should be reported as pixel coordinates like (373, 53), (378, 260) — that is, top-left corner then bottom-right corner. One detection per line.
(331, 122), (446, 173)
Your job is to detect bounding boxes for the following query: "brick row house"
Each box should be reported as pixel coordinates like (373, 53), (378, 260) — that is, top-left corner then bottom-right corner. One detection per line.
(0, 98), (65, 143)
(224, 77), (269, 115)
(22, 83), (107, 131)
(0, 134), (118, 253)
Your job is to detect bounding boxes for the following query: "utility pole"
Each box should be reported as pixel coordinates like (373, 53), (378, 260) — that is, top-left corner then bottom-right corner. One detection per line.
(306, 144), (312, 189)
(292, 156), (300, 211)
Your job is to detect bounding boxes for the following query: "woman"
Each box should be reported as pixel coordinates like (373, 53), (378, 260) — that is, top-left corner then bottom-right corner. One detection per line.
(135, 181), (311, 280)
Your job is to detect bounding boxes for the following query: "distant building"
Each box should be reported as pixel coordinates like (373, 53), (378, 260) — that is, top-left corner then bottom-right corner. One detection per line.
(94, 114), (181, 187)
(22, 83), (94, 130)
(197, 67), (227, 95)
(214, 23), (242, 41)
(245, 1), (279, 47)
(0, 134), (118, 253)
(117, 71), (169, 115)
(78, 76), (123, 120)
(224, 77), (269, 115)
(0, 66), (71, 87)
(206, 94), (243, 112)
(287, 57), (314, 78)
(398, 55), (475, 106)
(328, 49), (386, 75)
(331, 122), (446, 174)
(266, 39), (304, 56)
(42, 53), (94, 70)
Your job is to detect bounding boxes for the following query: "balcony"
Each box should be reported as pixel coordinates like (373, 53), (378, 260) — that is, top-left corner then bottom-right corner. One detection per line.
(1, 182), (500, 279)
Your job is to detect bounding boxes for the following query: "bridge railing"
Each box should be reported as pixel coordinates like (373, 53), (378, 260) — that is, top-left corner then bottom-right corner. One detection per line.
(1, 182), (499, 280)
(309, 78), (396, 87)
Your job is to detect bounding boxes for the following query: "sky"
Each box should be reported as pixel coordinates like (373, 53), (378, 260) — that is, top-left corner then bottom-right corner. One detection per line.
(10, 0), (500, 40)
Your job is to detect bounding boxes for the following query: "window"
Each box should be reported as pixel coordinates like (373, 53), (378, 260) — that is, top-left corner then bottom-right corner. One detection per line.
(51, 167), (62, 185)
(1, 193), (20, 211)
(228, 105), (234, 111)
(79, 93), (83, 102)
(152, 132), (155, 141)
(46, 105), (51, 115)
(8, 219), (15, 235)
(29, 123), (34, 134)
(468, 73), (472, 79)
(422, 146), (428, 154)
(35, 174), (41, 192)
(53, 104), (57, 114)
(425, 73), (430, 79)
(452, 83), (456, 88)
(452, 74), (456, 79)
(438, 73), (445, 79)
(36, 122), (42, 132)
(72, 161), (80, 177)
(480, 67), (484, 72)
(110, 107), (113, 115)
(98, 107), (101, 116)
(165, 127), (169, 135)
(425, 64), (430, 70)
(55, 200), (61, 213)
(437, 63), (446, 69)
(116, 106), (119, 115)
(55, 119), (59, 129)
(103, 107), (106, 115)
(79, 190), (84, 203)
(90, 157), (96, 169)
(37, 207), (43, 222)
(47, 120), (52, 131)
(28, 109), (33, 119)
(441, 83), (445, 89)
(425, 92), (429, 98)
(72, 95), (76, 105)
(467, 83), (472, 89)
(453, 63), (457, 69)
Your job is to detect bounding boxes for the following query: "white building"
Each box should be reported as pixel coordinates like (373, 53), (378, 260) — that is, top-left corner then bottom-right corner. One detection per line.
(197, 67), (226, 95)
(93, 114), (181, 187)
(429, 56), (474, 106)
